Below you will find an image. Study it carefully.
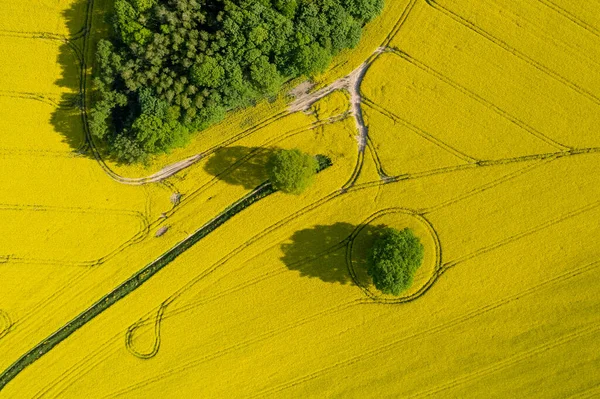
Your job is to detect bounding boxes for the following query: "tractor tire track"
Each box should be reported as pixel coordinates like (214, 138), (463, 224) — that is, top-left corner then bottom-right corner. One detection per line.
(362, 98), (479, 163)
(425, 0), (600, 107)
(250, 258), (600, 397)
(384, 48), (572, 151)
(535, 0), (600, 38)
(408, 323), (600, 398)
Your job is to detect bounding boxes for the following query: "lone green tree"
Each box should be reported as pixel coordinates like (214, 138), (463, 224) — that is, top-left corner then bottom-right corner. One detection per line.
(367, 227), (424, 295)
(266, 149), (319, 194)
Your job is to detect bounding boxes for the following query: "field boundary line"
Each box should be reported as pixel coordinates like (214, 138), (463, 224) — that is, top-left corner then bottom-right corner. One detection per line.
(0, 156), (332, 390)
(0, 182), (274, 390)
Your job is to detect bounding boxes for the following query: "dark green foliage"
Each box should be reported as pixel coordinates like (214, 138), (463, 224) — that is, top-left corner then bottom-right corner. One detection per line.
(91, 0), (384, 163)
(367, 228), (425, 295)
(343, 0), (385, 22)
(266, 148), (319, 194)
(191, 56), (224, 88)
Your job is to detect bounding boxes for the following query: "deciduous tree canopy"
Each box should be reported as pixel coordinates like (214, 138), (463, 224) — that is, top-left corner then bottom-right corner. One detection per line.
(367, 228), (424, 295)
(266, 148), (319, 194)
(91, 0), (384, 162)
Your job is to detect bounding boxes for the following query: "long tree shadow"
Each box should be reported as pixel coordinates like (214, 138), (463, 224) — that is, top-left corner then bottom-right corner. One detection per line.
(204, 146), (276, 189)
(51, 0), (111, 155)
(279, 222), (388, 285)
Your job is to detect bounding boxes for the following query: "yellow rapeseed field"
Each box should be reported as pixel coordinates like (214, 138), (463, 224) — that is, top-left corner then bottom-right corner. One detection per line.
(1, 0), (599, 397)
(0, 0), (86, 36)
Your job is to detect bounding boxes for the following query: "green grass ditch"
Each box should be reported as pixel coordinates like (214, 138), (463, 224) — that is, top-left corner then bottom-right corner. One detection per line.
(0, 155), (332, 391)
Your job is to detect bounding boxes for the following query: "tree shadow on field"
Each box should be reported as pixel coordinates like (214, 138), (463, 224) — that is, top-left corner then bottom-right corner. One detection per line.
(204, 146), (276, 189)
(50, 0), (112, 155)
(279, 222), (388, 285)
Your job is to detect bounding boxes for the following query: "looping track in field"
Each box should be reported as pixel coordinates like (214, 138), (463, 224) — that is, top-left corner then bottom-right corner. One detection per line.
(125, 305), (165, 359)
(5, 0), (600, 394)
(345, 208), (443, 304)
(0, 203), (150, 267)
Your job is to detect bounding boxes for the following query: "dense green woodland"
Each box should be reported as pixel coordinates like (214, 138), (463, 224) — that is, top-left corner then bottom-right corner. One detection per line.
(90, 0), (384, 162)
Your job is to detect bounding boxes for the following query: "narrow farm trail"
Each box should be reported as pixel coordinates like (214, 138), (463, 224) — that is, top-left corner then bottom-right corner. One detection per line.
(290, 47), (386, 153)
(100, 48), (386, 186)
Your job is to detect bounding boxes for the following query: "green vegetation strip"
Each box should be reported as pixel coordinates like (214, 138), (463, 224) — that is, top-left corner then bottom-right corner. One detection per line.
(0, 156), (331, 391)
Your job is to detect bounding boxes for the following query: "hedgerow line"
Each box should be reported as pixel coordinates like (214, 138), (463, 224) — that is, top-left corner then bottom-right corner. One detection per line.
(0, 155), (332, 391)
(0, 183), (273, 390)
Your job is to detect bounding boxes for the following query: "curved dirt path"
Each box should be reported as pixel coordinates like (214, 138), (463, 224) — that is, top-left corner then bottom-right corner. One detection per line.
(289, 47), (385, 154)
(94, 47), (385, 186)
